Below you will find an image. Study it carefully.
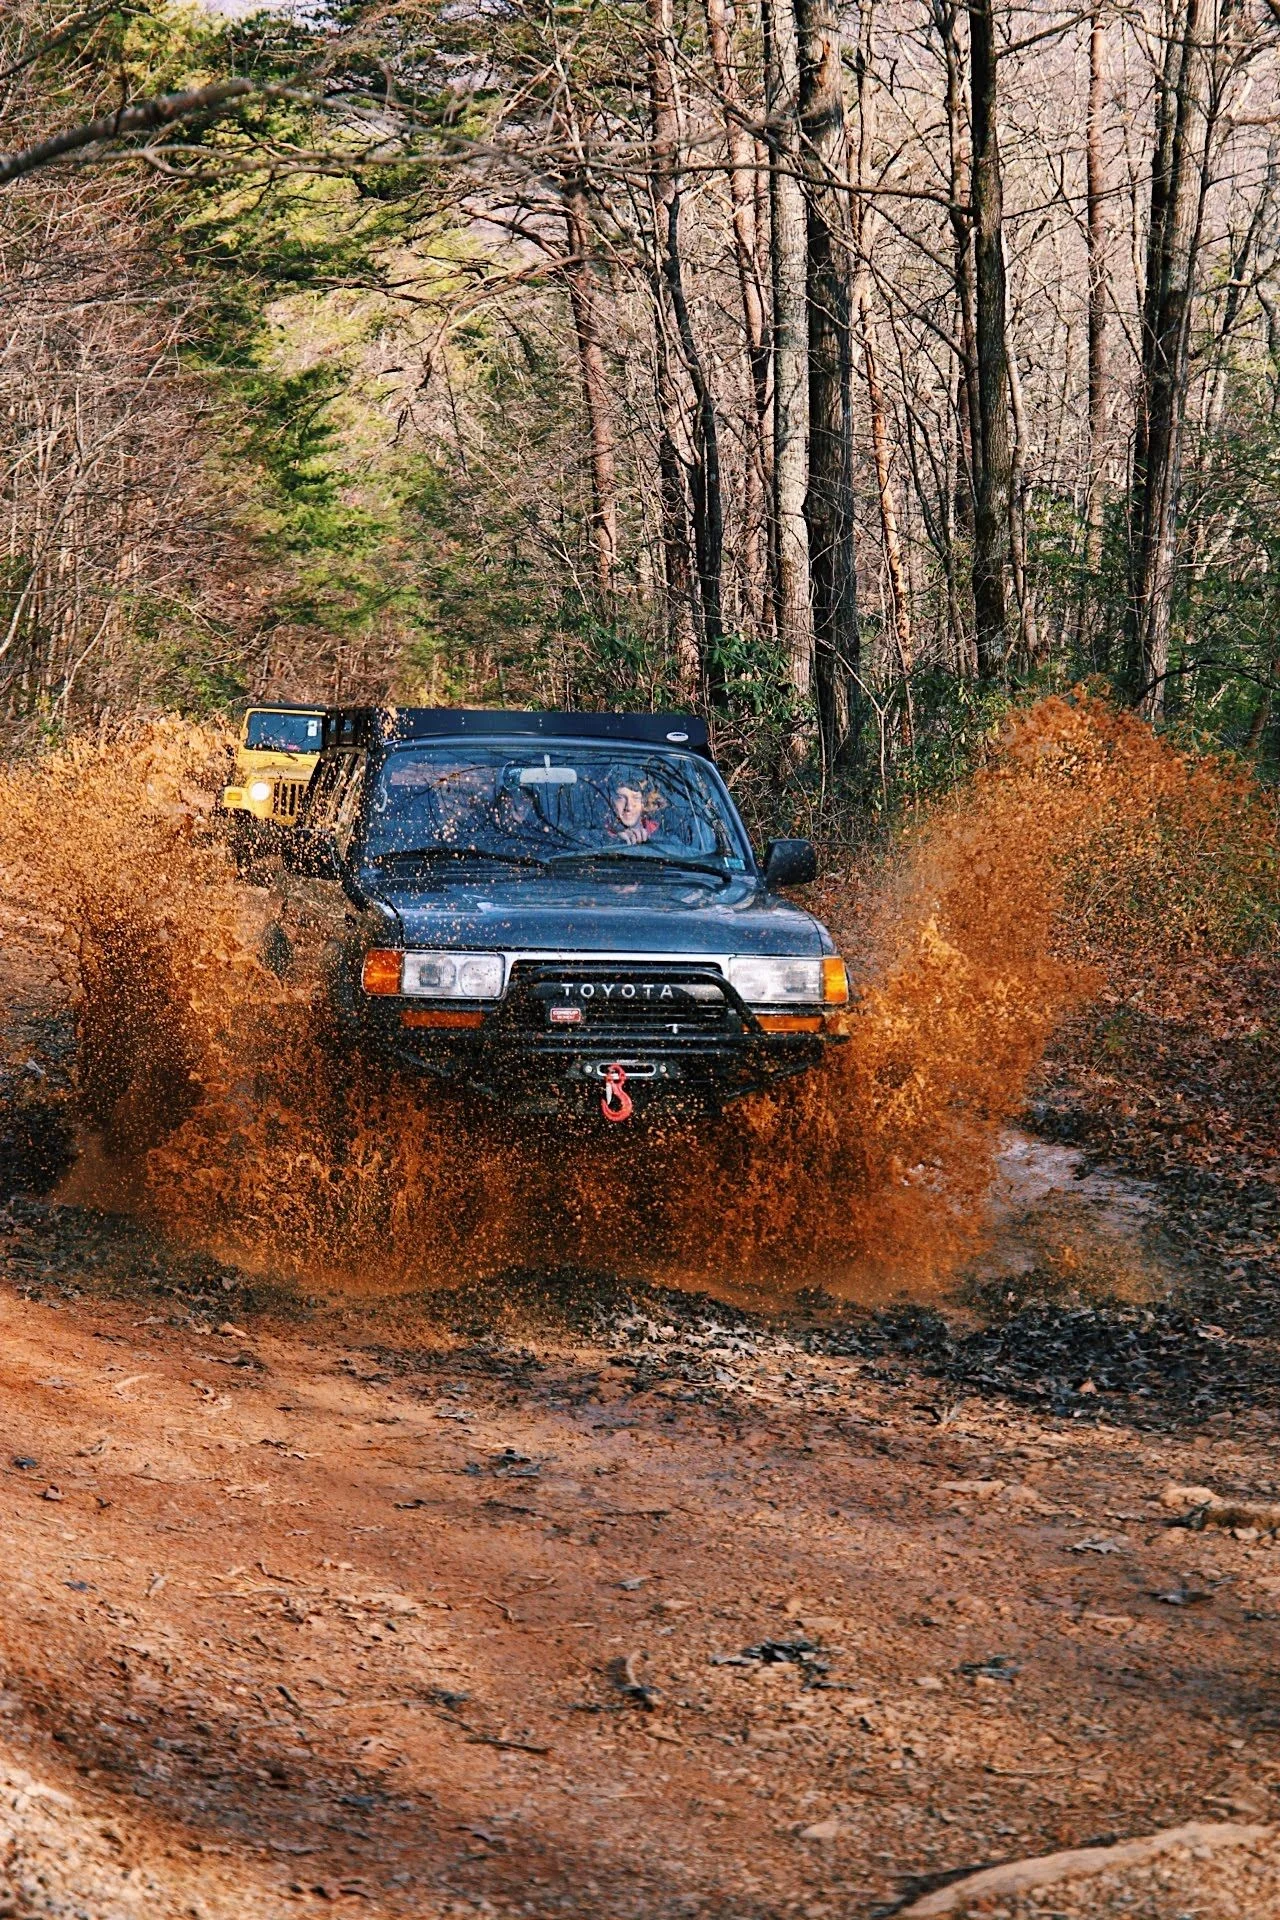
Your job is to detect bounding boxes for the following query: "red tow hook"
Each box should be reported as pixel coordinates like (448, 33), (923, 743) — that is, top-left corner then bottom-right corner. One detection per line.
(601, 1063), (634, 1123)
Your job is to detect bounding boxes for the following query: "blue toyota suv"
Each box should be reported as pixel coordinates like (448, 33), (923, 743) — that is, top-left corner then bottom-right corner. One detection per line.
(282, 708), (847, 1120)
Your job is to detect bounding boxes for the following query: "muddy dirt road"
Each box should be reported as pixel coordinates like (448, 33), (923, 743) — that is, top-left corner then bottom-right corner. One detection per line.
(1, 1214), (1280, 1920)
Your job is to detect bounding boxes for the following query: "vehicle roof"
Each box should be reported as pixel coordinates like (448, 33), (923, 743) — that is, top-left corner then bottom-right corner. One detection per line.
(243, 701), (327, 715)
(323, 707), (712, 758)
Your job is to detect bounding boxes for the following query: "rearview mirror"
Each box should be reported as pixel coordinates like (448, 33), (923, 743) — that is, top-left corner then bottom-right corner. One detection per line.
(763, 838), (817, 889)
(518, 755), (578, 786)
(284, 829), (342, 881)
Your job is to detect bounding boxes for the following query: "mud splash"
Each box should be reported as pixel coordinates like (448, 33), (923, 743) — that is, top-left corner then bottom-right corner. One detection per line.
(1, 697), (1274, 1304)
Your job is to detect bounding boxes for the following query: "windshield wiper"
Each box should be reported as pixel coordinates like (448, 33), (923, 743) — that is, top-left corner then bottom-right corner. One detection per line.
(549, 849), (731, 880)
(369, 847), (549, 867)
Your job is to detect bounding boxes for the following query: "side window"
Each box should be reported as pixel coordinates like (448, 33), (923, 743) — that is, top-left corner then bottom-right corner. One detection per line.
(334, 755), (367, 859)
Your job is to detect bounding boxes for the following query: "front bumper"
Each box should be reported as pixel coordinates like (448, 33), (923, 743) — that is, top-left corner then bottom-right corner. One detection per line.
(348, 957), (842, 1108)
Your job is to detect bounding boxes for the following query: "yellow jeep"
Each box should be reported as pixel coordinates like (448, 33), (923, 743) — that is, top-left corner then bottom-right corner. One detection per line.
(222, 705), (325, 860)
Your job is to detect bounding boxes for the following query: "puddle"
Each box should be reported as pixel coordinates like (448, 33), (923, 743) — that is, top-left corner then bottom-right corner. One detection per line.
(972, 1129), (1177, 1301)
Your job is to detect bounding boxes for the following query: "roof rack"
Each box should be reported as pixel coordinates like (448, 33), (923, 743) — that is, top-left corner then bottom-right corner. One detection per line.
(322, 708), (711, 758)
(238, 698), (328, 715)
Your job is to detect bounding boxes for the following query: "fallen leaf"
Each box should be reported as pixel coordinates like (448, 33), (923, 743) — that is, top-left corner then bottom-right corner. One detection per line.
(799, 1817), (844, 1842)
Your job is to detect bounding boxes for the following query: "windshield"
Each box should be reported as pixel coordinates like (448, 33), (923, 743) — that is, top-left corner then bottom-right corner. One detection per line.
(363, 743), (748, 872)
(245, 711), (323, 754)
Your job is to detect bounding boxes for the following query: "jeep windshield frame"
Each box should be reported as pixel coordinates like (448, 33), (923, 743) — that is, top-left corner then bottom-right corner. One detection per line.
(245, 710), (324, 754)
(358, 739), (754, 876)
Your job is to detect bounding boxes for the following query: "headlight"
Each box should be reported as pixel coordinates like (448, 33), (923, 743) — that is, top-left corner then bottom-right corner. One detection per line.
(402, 950), (505, 1000)
(248, 779), (273, 803)
(726, 955), (849, 1007)
(727, 956), (823, 1006)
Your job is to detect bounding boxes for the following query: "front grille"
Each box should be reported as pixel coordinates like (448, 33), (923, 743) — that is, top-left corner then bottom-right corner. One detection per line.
(382, 957), (828, 1100)
(507, 961), (742, 1042)
(271, 781), (305, 820)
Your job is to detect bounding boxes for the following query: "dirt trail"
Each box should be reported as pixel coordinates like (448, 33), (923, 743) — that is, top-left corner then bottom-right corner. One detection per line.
(0, 1238), (1279, 1918)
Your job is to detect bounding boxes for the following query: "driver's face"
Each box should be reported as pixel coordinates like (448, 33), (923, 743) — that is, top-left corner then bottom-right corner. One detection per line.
(613, 785), (645, 828)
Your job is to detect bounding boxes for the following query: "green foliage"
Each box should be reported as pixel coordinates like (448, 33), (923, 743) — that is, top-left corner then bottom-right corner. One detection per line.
(107, 6), (457, 703)
(1167, 383), (1280, 762)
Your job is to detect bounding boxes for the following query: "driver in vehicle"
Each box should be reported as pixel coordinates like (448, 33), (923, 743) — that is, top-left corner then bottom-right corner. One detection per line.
(608, 779), (659, 846)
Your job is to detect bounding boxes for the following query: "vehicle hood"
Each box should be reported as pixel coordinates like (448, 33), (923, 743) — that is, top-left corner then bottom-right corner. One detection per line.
(238, 751), (318, 774)
(359, 867), (834, 957)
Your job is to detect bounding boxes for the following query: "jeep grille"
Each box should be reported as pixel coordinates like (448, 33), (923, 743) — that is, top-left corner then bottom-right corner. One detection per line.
(271, 780), (306, 820)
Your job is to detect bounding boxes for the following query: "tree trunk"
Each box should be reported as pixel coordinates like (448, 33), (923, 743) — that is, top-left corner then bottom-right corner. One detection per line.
(704, 0), (771, 633)
(1084, 1), (1108, 577)
(937, 0), (980, 529)
(1244, 682), (1273, 752)
(1002, 232), (1037, 659)
(854, 1), (913, 704)
(1126, 0), (1216, 716)
(648, 264), (702, 693)
(1206, 155), (1273, 432)
(968, 0), (1012, 678)
(798, 0), (857, 767)
(561, 177), (619, 603)
(863, 307), (913, 695)
(764, 0), (815, 709)
(648, 0), (726, 694)
(657, 385), (702, 696)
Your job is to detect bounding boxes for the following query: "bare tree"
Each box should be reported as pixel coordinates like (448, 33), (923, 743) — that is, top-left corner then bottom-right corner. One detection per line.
(560, 167), (620, 603)
(968, 0), (1013, 677)
(764, 0), (815, 709)
(648, 0), (726, 693)
(9, 0), (1280, 767)
(854, 0), (914, 709)
(704, 0), (771, 630)
(798, 0), (857, 763)
(1084, 0), (1109, 582)
(1127, 0), (1213, 712)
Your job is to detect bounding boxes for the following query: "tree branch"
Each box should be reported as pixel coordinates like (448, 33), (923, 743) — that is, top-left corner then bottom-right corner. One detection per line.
(0, 77), (309, 185)
(0, 2), (136, 89)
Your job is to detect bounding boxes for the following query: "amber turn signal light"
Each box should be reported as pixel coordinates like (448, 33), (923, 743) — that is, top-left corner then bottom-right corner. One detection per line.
(822, 956), (850, 1005)
(361, 949), (403, 996)
(401, 1009), (484, 1030)
(757, 1014), (824, 1033)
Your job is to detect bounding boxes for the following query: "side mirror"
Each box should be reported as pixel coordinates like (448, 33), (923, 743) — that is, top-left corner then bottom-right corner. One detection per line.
(763, 837), (817, 888)
(284, 829), (342, 880)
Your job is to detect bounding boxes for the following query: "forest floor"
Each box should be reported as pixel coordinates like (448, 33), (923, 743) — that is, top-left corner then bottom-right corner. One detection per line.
(1, 901), (1280, 1919)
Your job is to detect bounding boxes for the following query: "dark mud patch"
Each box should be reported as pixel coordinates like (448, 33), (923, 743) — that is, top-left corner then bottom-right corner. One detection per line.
(845, 1300), (1280, 1434)
(0, 1080), (75, 1198)
(0, 1191), (297, 1322)
(275, 1256), (1280, 1441)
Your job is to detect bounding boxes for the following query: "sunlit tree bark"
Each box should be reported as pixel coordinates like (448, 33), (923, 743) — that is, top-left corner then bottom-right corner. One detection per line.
(853, 0), (911, 711)
(1084, 2), (1108, 582)
(764, 0), (815, 710)
(704, 0), (771, 633)
(560, 174), (619, 603)
(649, 0), (725, 694)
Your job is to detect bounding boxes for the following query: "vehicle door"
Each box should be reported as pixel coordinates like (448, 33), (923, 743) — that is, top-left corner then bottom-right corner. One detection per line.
(273, 750), (366, 977)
